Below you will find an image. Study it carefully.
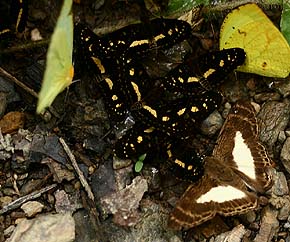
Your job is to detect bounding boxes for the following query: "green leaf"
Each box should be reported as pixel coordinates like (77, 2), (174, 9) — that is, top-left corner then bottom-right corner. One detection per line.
(166, 0), (209, 16)
(135, 161), (144, 173)
(281, 1), (290, 44)
(134, 153), (147, 172)
(37, 0), (74, 113)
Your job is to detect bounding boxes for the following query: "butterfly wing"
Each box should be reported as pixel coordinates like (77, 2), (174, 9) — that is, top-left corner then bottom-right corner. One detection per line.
(134, 90), (222, 139)
(168, 157), (258, 230)
(220, 3), (290, 78)
(162, 48), (246, 95)
(166, 140), (205, 182)
(114, 123), (168, 159)
(213, 101), (273, 193)
(169, 101), (273, 230)
(37, 0), (73, 113)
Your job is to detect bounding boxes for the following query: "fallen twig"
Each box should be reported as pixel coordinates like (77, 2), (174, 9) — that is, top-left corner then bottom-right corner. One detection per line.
(0, 67), (38, 98)
(59, 137), (95, 201)
(0, 184), (57, 214)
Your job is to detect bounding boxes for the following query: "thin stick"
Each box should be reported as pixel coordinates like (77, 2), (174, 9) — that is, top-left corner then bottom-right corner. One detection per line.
(0, 39), (49, 55)
(0, 184), (57, 214)
(59, 137), (95, 201)
(0, 67), (38, 98)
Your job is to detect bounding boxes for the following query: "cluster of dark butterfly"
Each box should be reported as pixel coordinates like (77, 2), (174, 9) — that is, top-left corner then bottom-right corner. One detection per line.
(74, 18), (246, 182)
(0, 0), (246, 182)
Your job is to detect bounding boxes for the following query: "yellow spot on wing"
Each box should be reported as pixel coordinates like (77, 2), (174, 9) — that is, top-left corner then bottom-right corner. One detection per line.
(91, 57), (105, 74)
(112, 95), (118, 101)
(167, 149), (172, 158)
(178, 77), (184, 83)
(0, 29), (11, 35)
(137, 136), (143, 143)
(154, 34), (166, 41)
(175, 159), (185, 168)
(131, 82), (141, 101)
(143, 105), (157, 118)
(203, 69), (216, 78)
(144, 127), (155, 133)
(188, 76), (199, 83)
(191, 106), (199, 112)
(129, 39), (149, 48)
(162, 116), (170, 121)
(105, 78), (113, 90)
(177, 108), (186, 116)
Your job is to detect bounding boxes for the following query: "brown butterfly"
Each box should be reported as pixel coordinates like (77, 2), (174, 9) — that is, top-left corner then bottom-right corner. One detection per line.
(168, 101), (274, 230)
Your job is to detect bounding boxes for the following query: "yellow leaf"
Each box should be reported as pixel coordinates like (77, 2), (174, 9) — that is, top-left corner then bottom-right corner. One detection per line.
(37, 0), (74, 113)
(220, 3), (290, 78)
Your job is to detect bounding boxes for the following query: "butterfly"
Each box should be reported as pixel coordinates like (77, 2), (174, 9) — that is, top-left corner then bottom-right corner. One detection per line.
(74, 18), (191, 76)
(161, 48), (246, 95)
(168, 101), (274, 230)
(114, 122), (206, 183)
(220, 3), (290, 78)
(37, 0), (74, 113)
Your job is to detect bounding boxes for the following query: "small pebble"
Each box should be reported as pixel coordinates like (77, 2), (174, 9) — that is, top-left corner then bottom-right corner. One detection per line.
(21, 201), (44, 217)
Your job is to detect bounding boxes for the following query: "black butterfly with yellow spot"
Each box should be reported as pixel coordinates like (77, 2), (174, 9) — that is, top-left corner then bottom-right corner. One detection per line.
(161, 48), (246, 95)
(74, 18), (191, 75)
(114, 122), (205, 182)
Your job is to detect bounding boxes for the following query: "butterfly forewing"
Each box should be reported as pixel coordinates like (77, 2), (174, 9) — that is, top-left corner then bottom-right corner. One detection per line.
(75, 19), (192, 69)
(213, 101), (273, 192)
(194, 48), (246, 90)
(162, 48), (246, 95)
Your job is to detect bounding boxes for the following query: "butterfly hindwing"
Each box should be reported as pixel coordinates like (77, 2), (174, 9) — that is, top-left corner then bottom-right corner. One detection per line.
(114, 124), (166, 159)
(166, 140), (205, 182)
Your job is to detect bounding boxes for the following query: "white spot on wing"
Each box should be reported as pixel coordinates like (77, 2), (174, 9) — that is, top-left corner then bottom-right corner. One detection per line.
(197, 186), (246, 203)
(233, 131), (256, 180)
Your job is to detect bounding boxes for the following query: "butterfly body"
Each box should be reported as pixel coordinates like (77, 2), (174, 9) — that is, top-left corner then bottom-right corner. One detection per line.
(168, 101), (274, 230)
